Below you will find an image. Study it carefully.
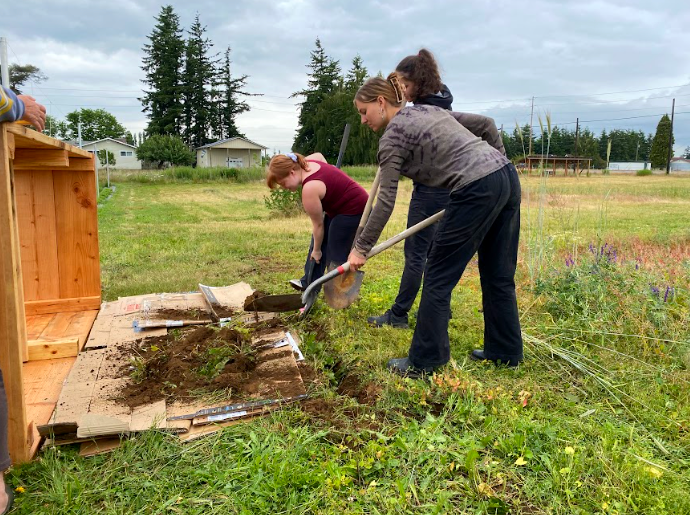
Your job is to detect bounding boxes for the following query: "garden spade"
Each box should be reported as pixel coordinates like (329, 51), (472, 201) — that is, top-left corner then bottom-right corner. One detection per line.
(302, 208), (446, 315)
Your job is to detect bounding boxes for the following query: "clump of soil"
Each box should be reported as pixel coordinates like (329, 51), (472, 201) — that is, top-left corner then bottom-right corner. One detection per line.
(152, 308), (211, 321)
(337, 372), (382, 406)
(243, 290), (269, 310)
(118, 324), (301, 408)
(211, 305), (237, 318)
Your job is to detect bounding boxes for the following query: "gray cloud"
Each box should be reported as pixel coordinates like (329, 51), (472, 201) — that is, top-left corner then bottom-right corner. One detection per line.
(4, 0), (689, 154)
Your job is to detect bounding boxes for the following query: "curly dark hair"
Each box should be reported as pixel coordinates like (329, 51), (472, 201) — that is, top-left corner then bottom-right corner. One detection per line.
(395, 49), (443, 101)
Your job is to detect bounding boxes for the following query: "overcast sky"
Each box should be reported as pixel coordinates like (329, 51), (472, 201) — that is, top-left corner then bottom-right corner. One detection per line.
(3, 0), (689, 155)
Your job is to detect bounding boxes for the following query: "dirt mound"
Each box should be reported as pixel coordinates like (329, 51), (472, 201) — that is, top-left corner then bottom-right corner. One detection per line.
(337, 372), (382, 405)
(117, 324), (301, 408)
(152, 308), (210, 320)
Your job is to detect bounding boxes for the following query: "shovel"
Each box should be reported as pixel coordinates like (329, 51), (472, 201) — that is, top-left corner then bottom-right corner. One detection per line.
(302, 208), (446, 315)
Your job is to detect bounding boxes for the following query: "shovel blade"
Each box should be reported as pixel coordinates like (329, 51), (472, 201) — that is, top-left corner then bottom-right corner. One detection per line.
(245, 294), (303, 313)
(323, 269), (365, 309)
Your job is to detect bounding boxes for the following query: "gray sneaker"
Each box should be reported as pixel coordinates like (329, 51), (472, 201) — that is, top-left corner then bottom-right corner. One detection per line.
(367, 309), (409, 329)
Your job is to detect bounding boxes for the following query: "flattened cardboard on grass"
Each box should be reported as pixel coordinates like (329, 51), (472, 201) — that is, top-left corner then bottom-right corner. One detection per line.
(39, 283), (307, 448)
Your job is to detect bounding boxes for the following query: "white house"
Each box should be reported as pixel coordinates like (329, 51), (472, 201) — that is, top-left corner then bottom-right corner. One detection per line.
(670, 158), (690, 172)
(80, 138), (142, 170)
(196, 137), (267, 168)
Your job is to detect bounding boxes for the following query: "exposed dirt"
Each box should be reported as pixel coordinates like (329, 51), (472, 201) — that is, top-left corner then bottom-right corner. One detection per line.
(117, 324), (304, 408)
(152, 308), (211, 320)
(337, 372), (382, 406)
(243, 290), (269, 311)
(211, 305), (237, 318)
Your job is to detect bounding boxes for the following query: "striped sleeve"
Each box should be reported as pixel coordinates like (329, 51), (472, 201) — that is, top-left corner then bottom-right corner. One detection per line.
(0, 86), (25, 123)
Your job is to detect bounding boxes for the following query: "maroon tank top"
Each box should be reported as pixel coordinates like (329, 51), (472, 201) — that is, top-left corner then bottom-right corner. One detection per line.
(302, 160), (368, 217)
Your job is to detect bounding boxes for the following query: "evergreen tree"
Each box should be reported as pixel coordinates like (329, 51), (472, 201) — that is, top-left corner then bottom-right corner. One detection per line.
(649, 114), (674, 169)
(182, 14), (219, 149)
(345, 55), (367, 92)
(215, 47), (254, 140)
(141, 5), (185, 136)
(292, 38), (342, 154)
(682, 146), (690, 159)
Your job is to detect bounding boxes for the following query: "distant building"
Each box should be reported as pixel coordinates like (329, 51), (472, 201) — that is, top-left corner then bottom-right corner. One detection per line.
(670, 158), (690, 172)
(79, 138), (142, 170)
(608, 161), (649, 171)
(196, 137), (267, 168)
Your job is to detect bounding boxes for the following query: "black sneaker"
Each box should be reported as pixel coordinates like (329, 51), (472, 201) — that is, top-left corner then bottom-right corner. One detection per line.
(367, 309), (409, 329)
(387, 357), (436, 379)
(289, 279), (306, 292)
(470, 349), (521, 368)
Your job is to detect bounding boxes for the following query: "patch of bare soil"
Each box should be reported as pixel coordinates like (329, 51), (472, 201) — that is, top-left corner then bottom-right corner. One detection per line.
(337, 372), (382, 406)
(117, 324), (303, 408)
(152, 308), (210, 320)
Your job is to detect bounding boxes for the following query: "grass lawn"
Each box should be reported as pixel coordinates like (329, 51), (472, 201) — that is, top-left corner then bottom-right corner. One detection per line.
(9, 170), (690, 514)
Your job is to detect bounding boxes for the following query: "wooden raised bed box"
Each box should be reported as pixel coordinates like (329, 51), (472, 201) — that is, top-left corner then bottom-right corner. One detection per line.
(0, 122), (101, 463)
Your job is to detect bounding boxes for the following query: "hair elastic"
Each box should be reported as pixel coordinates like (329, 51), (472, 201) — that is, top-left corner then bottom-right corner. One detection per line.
(286, 152), (297, 162)
(388, 75), (404, 103)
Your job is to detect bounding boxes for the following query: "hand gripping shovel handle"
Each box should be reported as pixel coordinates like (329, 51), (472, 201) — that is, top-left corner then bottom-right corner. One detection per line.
(302, 208), (445, 306)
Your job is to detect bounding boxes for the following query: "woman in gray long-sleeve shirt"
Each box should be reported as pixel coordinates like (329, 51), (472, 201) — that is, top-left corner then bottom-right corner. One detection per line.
(349, 75), (523, 377)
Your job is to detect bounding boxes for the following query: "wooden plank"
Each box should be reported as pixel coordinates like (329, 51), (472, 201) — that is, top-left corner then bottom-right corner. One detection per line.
(27, 338), (79, 361)
(0, 123), (31, 462)
(65, 156), (95, 172)
(13, 149), (69, 170)
(24, 296), (101, 316)
(31, 170), (60, 300)
(54, 171), (101, 299)
(13, 170), (39, 300)
(6, 133), (14, 160)
(25, 314), (55, 340)
(7, 124), (93, 158)
(41, 312), (78, 340)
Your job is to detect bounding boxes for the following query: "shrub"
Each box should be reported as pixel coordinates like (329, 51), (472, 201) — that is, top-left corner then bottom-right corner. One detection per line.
(136, 135), (195, 168)
(264, 188), (303, 217)
(636, 169), (652, 176)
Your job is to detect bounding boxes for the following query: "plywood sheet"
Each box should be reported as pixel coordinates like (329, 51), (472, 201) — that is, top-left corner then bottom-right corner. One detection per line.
(54, 170), (100, 299)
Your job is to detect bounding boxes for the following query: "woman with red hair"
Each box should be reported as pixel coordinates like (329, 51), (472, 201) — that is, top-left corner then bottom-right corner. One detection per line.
(267, 152), (368, 289)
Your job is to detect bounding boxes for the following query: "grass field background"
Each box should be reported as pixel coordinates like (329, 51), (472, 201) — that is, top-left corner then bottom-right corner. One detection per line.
(9, 169), (690, 514)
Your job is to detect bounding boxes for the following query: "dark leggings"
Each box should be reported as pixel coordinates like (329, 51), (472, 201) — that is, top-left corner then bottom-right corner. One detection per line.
(409, 164), (523, 368)
(0, 369), (10, 470)
(391, 183), (449, 318)
(301, 213), (362, 285)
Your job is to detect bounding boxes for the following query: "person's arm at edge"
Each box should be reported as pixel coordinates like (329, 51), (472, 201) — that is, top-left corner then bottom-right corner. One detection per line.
(302, 181), (326, 262)
(0, 86), (25, 123)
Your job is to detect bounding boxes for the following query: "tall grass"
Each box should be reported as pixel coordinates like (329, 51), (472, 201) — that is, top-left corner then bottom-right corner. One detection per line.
(105, 166), (266, 184)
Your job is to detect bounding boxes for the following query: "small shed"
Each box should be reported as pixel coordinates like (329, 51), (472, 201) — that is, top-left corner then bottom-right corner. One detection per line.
(80, 138), (142, 170)
(196, 137), (267, 168)
(670, 158), (690, 172)
(1, 122), (100, 462)
(520, 155), (592, 175)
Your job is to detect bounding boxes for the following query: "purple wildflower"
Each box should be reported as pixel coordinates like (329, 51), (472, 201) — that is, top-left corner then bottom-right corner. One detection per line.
(664, 286), (674, 303)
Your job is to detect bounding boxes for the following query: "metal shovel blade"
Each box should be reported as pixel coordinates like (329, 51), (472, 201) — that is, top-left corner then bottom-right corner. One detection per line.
(323, 269), (365, 309)
(244, 293), (304, 313)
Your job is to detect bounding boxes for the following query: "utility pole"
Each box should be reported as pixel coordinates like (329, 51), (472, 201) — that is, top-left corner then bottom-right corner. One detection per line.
(666, 98), (675, 175)
(528, 96), (534, 156)
(0, 37), (9, 88)
(574, 118), (580, 175)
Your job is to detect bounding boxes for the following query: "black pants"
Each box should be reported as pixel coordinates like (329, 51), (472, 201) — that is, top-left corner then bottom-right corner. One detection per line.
(0, 369), (10, 471)
(409, 164), (523, 368)
(391, 184), (449, 318)
(301, 214), (361, 286)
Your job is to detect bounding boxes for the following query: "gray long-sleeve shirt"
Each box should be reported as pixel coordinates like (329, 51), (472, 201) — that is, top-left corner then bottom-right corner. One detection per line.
(354, 105), (509, 255)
